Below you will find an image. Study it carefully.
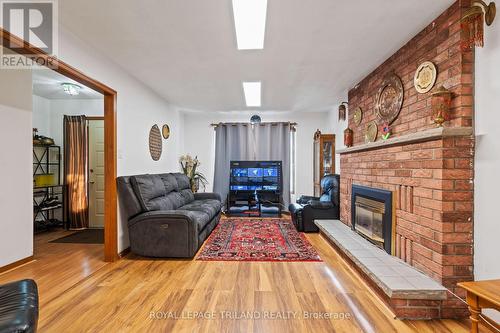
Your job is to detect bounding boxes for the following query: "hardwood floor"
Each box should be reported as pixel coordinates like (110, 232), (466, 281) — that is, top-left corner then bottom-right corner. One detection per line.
(0, 229), (106, 308)
(0, 228), (485, 332)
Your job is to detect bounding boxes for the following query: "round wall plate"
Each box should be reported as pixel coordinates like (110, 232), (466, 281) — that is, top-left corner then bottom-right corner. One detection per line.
(414, 61), (437, 94)
(365, 121), (378, 143)
(353, 107), (363, 126)
(375, 73), (404, 125)
(162, 124), (170, 139)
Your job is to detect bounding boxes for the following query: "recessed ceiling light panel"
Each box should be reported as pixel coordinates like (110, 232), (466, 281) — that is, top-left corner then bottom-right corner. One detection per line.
(232, 0), (267, 50)
(243, 81), (261, 107)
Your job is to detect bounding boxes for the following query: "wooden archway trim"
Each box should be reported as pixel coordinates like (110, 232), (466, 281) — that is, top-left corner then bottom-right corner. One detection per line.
(1, 28), (118, 262)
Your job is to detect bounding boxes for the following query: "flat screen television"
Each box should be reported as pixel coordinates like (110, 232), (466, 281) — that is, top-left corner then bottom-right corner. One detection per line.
(229, 161), (282, 193)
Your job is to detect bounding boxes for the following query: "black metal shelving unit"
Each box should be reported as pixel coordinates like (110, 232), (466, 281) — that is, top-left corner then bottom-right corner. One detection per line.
(33, 144), (65, 232)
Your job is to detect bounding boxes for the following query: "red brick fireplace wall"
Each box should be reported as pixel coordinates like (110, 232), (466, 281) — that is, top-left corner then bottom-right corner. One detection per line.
(340, 0), (474, 318)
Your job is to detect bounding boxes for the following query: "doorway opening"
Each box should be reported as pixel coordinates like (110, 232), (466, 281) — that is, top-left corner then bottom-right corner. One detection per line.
(1, 28), (118, 262)
(33, 70), (106, 253)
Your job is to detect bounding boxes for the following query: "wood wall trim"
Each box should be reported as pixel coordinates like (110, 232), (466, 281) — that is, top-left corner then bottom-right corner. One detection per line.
(104, 94), (118, 261)
(1, 28), (119, 262)
(0, 256), (35, 274)
(0, 29), (116, 95)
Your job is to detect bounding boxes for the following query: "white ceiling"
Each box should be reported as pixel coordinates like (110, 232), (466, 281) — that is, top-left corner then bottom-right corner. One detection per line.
(59, 0), (454, 112)
(33, 69), (103, 99)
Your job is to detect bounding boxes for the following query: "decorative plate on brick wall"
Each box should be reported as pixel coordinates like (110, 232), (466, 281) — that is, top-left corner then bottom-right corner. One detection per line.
(353, 107), (363, 126)
(365, 121), (378, 143)
(414, 61), (437, 94)
(375, 73), (404, 125)
(149, 124), (162, 161)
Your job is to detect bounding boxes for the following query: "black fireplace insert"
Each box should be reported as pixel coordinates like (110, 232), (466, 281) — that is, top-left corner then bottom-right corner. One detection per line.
(351, 184), (393, 254)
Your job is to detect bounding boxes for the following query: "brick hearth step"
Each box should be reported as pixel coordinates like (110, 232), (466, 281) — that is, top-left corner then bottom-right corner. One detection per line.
(315, 220), (448, 319)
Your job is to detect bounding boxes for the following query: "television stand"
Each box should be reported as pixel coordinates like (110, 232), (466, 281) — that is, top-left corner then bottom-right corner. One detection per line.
(227, 191), (282, 218)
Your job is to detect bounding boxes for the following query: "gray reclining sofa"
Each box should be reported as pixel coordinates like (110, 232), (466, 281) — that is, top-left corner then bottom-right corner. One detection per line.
(117, 173), (222, 258)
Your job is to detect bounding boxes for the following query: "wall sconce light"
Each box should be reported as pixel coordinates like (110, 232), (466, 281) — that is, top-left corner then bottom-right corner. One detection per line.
(431, 86), (452, 127)
(338, 102), (348, 121)
(461, 0), (496, 50)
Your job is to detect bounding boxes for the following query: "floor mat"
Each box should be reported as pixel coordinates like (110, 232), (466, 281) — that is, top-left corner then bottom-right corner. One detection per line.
(50, 229), (104, 244)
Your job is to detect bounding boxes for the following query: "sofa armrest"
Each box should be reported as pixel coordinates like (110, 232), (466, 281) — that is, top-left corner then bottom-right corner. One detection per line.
(128, 210), (200, 228)
(127, 210), (201, 258)
(307, 200), (335, 209)
(288, 203), (304, 213)
(194, 192), (221, 202)
(297, 195), (319, 204)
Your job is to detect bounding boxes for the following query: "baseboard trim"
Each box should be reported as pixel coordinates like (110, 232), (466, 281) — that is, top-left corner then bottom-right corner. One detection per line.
(0, 256), (35, 274)
(118, 247), (131, 258)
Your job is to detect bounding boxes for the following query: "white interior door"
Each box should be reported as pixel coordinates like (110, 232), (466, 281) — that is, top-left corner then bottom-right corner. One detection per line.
(88, 119), (105, 228)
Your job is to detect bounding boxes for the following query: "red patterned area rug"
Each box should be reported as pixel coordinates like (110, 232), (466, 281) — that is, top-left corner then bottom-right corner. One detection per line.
(197, 218), (322, 262)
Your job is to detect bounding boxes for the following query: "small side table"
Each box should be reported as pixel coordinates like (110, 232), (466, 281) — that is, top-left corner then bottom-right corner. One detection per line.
(458, 279), (500, 333)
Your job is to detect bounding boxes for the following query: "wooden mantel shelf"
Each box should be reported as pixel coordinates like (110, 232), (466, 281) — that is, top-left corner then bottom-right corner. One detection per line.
(337, 127), (473, 154)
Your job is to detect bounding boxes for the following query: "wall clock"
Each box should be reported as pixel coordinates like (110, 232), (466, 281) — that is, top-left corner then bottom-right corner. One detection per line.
(149, 125), (162, 161)
(375, 73), (404, 125)
(414, 61), (437, 94)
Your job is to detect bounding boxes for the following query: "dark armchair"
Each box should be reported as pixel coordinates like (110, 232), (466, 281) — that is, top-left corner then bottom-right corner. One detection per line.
(289, 174), (340, 232)
(0, 279), (39, 333)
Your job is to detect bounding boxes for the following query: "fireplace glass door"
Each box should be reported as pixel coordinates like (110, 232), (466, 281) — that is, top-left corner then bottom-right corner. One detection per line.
(354, 196), (386, 248)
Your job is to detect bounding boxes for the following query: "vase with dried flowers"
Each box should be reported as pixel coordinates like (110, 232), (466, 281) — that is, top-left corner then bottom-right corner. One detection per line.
(179, 155), (208, 192)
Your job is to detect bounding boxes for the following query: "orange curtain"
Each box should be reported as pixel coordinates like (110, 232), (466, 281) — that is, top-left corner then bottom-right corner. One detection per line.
(64, 115), (89, 229)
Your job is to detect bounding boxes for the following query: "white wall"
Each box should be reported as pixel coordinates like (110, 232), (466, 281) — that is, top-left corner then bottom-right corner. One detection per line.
(0, 60), (34, 267)
(474, 21), (500, 321)
(32, 95), (51, 136)
(181, 111), (330, 200)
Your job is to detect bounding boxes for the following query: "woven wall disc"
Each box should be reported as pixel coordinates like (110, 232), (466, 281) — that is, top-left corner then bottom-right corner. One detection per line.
(149, 124), (162, 161)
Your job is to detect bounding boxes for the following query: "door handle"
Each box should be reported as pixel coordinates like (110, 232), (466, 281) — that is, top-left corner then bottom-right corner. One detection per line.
(89, 181), (95, 184)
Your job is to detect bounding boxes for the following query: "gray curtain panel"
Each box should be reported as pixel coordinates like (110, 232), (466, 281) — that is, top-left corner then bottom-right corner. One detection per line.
(213, 122), (291, 208)
(213, 123), (252, 204)
(254, 123), (291, 207)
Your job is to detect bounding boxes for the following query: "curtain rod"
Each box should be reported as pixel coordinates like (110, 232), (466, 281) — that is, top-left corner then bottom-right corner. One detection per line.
(210, 122), (297, 127)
